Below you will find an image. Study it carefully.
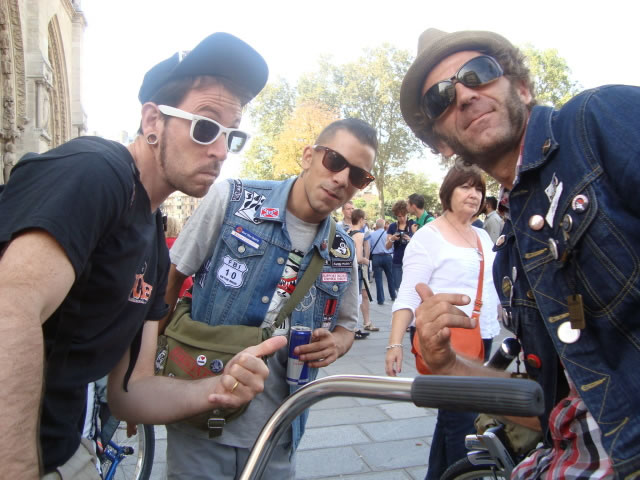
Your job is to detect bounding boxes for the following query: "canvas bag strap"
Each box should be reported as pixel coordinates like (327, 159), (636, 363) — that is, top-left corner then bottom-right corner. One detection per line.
(470, 234), (485, 321)
(272, 217), (336, 330)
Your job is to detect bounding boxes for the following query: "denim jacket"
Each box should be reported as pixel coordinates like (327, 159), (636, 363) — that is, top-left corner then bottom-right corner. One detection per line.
(191, 177), (355, 450)
(493, 85), (640, 477)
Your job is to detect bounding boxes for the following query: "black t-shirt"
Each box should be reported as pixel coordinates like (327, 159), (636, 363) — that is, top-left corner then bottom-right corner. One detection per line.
(387, 221), (415, 265)
(0, 136), (169, 471)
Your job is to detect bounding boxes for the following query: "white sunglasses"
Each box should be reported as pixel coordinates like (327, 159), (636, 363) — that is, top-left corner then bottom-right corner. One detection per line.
(158, 105), (250, 153)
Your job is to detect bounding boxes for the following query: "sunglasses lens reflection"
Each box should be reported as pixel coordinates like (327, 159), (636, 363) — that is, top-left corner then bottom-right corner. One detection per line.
(192, 119), (220, 144)
(228, 132), (248, 153)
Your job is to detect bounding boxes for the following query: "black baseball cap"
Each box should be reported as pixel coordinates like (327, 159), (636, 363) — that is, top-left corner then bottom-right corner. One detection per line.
(138, 32), (268, 104)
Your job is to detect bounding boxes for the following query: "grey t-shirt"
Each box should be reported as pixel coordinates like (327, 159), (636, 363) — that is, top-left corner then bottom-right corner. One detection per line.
(170, 180), (358, 447)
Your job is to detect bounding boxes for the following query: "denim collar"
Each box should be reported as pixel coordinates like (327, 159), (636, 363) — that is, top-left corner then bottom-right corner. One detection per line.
(250, 176), (335, 261)
(520, 105), (559, 173)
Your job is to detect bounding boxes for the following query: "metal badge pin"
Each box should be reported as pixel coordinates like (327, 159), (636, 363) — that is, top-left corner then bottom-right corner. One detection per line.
(561, 214), (573, 232)
(571, 194), (589, 213)
(548, 238), (559, 260)
(526, 354), (542, 369)
(528, 215), (545, 231)
(542, 138), (552, 155)
(502, 276), (514, 307)
(496, 234), (506, 247)
(557, 320), (581, 344)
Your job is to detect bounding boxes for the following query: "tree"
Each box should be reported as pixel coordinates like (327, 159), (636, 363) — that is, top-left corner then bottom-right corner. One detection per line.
(337, 45), (423, 218)
(241, 78), (296, 179)
(522, 45), (581, 109)
(270, 101), (338, 178)
(385, 171), (441, 214)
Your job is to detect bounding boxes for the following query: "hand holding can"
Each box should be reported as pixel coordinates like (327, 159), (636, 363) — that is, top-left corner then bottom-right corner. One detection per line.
(286, 326), (312, 385)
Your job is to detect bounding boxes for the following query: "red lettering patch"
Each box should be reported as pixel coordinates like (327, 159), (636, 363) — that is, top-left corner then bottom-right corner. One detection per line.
(169, 346), (214, 379)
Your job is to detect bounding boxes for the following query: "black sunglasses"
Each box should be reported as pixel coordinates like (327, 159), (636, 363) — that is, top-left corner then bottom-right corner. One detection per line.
(313, 145), (375, 189)
(421, 55), (504, 120)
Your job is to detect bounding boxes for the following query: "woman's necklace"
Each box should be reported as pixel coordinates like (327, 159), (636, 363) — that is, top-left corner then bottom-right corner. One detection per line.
(443, 213), (483, 259)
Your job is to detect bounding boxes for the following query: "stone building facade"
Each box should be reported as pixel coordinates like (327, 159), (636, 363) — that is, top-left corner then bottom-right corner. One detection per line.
(162, 191), (203, 229)
(0, 0), (86, 184)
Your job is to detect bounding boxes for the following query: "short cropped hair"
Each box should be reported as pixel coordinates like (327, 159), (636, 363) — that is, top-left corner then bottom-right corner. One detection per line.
(392, 200), (408, 217)
(485, 196), (498, 210)
(408, 193), (425, 209)
(316, 118), (378, 156)
(439, 162), (486, 215)
(351, 208), (366, 225)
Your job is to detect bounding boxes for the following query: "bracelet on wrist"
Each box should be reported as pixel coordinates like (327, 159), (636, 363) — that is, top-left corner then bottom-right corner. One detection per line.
(386, 344), (403, 350)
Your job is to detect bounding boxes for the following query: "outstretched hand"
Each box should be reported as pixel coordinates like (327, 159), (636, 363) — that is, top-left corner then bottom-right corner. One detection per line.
(414, 283), (473, 375)
(206, 336), (287, 407)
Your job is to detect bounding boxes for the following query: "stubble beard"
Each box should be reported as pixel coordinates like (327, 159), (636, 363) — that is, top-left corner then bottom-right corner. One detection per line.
(436, 84), (529, 171)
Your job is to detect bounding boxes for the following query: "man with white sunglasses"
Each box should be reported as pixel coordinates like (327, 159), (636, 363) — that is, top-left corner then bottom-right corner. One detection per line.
(162, 118), (377, 478)
(401, 28), (640, 478)
(0, 33), (287, 478)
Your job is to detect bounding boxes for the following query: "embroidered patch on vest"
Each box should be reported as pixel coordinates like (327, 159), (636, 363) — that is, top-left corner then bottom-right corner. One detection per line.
(330, 233), (351, 259)
(231, 179), (243, 201)
(217, 255), (248, 288)
(234, 190), (266, 224)
(322, 272), (348, 282)
(231, 225), (262, 249)
(260, 207), (280, 219)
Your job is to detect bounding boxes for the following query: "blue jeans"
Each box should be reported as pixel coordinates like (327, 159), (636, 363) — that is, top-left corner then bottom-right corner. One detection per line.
(392, 263), (403, 296)
(372, 254), (395, 304)
(425, 409), (477, 480)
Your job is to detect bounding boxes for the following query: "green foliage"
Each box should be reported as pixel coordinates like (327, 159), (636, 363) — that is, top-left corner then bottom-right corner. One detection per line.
(241, 78), (296, 180)
(385, 171), (441, 214)
(522, 45), (581, 109)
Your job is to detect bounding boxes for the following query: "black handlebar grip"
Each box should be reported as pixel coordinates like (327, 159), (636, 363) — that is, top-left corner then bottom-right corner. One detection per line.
(411, 376), (544, 417)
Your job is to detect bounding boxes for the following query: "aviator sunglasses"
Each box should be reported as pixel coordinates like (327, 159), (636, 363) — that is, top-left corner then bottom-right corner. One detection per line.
(158, 105), (250, 153)
(313, 145), (375, 189)
(421, 55), (504, 120)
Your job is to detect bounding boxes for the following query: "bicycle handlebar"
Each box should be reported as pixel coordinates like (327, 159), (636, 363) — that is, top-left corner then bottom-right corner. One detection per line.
(411, 375), (543, 415)
(239, 374), (543, 480)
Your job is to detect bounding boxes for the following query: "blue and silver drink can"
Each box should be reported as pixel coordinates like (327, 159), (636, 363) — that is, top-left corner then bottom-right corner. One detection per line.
(286, 326), (312, 385)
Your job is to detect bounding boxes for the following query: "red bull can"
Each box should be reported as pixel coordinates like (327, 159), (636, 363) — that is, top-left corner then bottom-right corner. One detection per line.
(286, 326), (312, 385)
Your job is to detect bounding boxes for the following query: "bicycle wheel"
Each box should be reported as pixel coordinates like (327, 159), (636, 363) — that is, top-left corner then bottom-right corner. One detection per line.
(441, 456), (508, 480)
(103, 423), (155, 480)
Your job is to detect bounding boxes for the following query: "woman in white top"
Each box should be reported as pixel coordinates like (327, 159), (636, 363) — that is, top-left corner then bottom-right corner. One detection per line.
(385, 163), (500, 480)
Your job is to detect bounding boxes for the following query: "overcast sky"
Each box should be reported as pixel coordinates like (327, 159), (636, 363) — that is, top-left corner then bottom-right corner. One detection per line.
(80, 0), (640, 179)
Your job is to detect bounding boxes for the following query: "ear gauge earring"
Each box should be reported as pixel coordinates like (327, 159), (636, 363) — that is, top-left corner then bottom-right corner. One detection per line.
(146, 133), (158, 145)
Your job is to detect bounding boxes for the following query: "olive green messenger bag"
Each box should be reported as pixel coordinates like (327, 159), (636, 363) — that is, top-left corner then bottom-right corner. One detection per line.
(155, 219), (336, 437)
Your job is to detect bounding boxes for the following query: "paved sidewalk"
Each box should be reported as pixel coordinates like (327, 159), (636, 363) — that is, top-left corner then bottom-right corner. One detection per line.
(148, 278), (504, 479)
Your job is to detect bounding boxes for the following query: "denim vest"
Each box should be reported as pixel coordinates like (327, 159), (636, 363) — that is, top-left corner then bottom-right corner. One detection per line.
(493, 86), (640, 478)
(191, 177), (355, 450)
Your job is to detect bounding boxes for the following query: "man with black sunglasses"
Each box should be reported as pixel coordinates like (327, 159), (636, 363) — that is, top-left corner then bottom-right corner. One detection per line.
(162, 118), (377, 478)
(400, 28), (640, 478)
(0, 33), (288, 478)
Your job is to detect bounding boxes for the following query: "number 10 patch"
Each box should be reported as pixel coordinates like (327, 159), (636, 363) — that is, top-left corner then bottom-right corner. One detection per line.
(217, 255), (248, 288)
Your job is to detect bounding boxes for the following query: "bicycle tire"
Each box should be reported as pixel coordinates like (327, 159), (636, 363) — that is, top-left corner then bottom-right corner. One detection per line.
(441, 456), (508, 480)
(104, 423), (155, 480)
